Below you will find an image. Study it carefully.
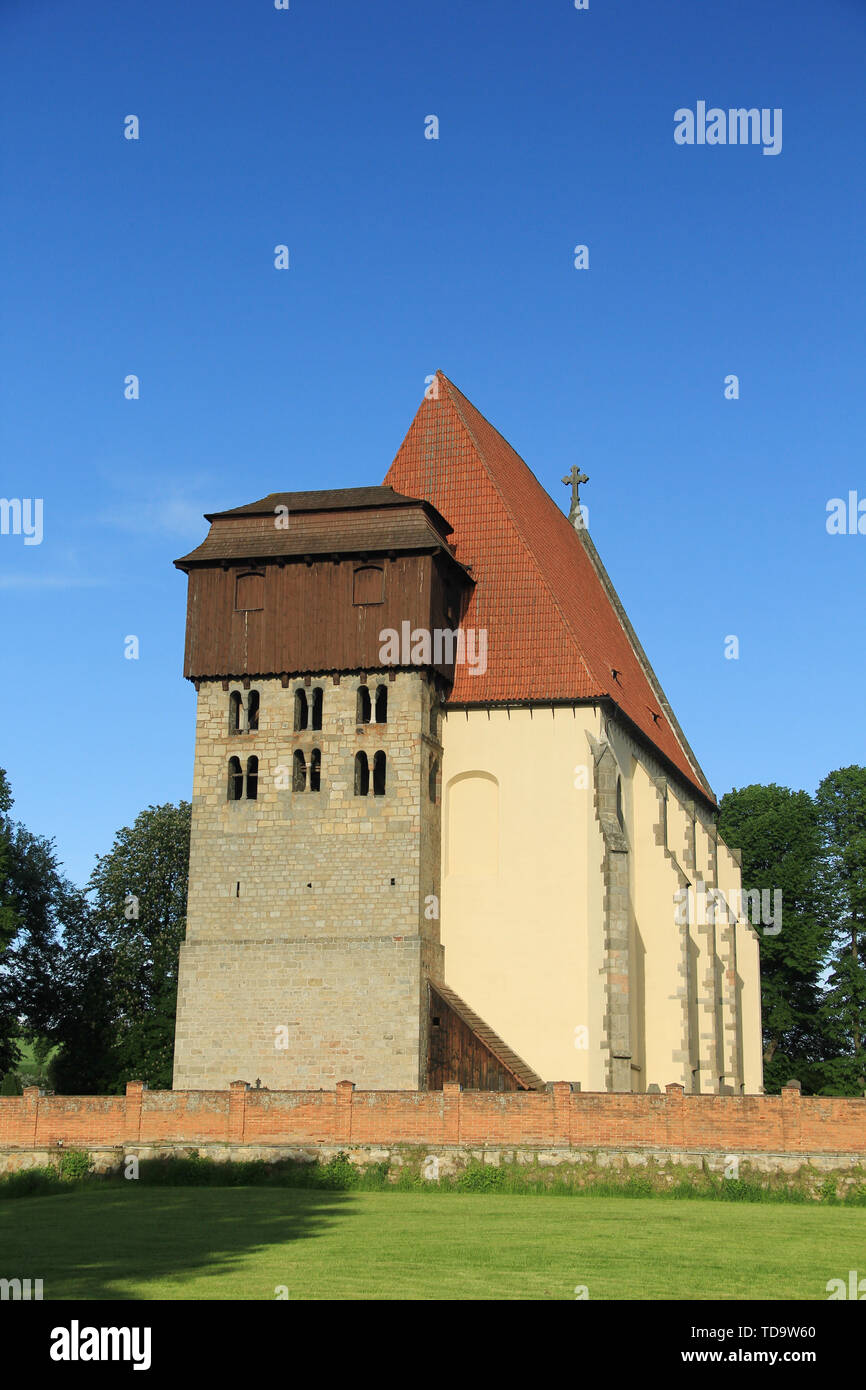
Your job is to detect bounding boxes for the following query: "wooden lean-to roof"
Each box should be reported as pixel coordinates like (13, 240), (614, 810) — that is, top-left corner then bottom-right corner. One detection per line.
(429, 982), (545, 1091)
(384, 371), (714, 805)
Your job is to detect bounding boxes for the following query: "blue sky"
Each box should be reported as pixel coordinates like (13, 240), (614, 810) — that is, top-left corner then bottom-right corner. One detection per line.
(1, 0), (864, 888)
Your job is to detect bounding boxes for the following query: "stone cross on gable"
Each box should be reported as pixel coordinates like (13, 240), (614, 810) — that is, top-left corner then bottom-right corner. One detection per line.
(562, 466), (589, 529)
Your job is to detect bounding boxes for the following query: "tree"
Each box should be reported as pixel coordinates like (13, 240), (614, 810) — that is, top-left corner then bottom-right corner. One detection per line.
(83, 801), (191, 1090)
(719, 783), (832, 1093)
(0, 768), (20, 1073)
(0, 769), (81, 1077)
(814, 767), (866, 1094)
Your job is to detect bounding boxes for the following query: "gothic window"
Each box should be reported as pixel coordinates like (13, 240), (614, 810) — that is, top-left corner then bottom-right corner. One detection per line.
(352, 565), (384, 605)
(294, 688), (308, 731)
(227, 757), (243, 801)
(235, 571), (264, 612)
(616, 776), (624, 830)
(229, 691), (243, 735)
(311, 687), (323, 731)
(310, 748), (321, 792)
(357, 685), (371, 724)
(293, 750), (307, 793)
(373, 751), (386, 797)
(428, 755), (439, 804)
(247, 690), (260, 731)
(246, 756), (259, 801)
(354, 751), (369, 797)
(374, 684), (388, 723)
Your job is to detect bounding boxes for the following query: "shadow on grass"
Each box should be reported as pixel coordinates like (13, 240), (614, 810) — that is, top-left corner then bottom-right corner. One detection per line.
(0, 1186), (355, 1300)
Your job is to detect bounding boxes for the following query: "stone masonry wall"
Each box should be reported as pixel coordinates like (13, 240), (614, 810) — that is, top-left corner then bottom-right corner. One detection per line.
(173, 670), (442, 1090)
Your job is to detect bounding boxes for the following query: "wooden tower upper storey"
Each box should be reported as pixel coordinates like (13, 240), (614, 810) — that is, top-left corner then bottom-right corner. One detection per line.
(174, 486), (473, 683)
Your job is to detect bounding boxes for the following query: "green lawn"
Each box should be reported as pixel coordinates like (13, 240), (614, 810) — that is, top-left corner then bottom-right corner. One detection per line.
(3, 1188), (863, 1300)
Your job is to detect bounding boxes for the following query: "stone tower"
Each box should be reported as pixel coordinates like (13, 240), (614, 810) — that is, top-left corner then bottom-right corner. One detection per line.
(171, 488), (471, 1090)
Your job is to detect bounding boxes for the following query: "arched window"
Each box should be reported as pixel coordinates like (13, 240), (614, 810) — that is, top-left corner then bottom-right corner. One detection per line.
(357, 685), (371, 724)
(352, 565), (384, 605)
(311, 688), (323, 731)
(246, 756), (258, 801)
(235, 571), (264, 612)
(428, 755), (439, 804)
(229, 692), (243, 734)
(429, 700), (439, 739)
(374, 684), (388, 723)
(354, 751), (369, 797)
(616, 776), (624, 830)
(373, 751), (386, 797)
(294, 688), (308, 731)
(227, 757), (243, 801)
(310, 748), (321, 792)
(293, 750), (307, 792)
(247, 690), (260, 731)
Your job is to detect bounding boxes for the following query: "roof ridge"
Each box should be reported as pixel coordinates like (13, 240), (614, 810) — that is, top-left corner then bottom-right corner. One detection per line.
(438, 374), (598, 696)
(437, 373), (708, 797)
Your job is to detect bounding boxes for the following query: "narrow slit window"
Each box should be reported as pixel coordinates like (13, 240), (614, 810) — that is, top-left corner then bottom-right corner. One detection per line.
(375, 684), (388, 723)
(373, 751), (386, 796)
(310, 748), (321, 792)
(354, 751), (369, 797)
(245, 755), (258, 800)
(311, 687), (323, 731)
(428, 755), (439, 804)
(292, 750), (307, 793)
(227, 756), (243, 801)
(229, 692), (243, 735)
(357, 684), (371, 724)
(247, 690), (260, 731)
(294, 688), (308, 731)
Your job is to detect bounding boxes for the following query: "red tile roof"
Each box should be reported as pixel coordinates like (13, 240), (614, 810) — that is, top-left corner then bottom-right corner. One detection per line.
(384, 371), (713, 804)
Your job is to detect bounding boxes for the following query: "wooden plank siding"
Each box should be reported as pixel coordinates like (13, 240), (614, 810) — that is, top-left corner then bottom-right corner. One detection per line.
(181, 552), (469, 681)
(426, 983), (543, 1091)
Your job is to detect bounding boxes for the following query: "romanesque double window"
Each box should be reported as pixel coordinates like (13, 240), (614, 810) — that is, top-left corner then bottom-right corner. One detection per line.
(293, 748), (321, 792)
(229, 689), (259, 734)
(357, 683), (387, 724)
(228, 755), (258, 801)
(294, 687), (323, 731)
(355, 750), (386, 796)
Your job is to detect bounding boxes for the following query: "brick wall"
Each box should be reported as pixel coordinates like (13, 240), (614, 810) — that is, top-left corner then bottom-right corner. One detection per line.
(1, 1081), (863, 1155)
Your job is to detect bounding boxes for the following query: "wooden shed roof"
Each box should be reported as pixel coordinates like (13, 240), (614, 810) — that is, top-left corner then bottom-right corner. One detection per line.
(430, 982), (545, 1091)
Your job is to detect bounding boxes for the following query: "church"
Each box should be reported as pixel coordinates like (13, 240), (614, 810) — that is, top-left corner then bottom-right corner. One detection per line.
(171, 372), (763, 1096)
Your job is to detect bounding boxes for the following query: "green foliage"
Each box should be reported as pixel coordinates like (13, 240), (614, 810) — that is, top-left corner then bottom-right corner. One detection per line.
(134, 1150), (390, 1192)
(51, 801), (191, 1093)
(719, 783), (832, 1092)
(58, 1148), (94, 1182)
(454, 1161), (509, 1192)
(0, 1070), (22, 1095)
(814, 767), (866, 1094)
(0, 1166), (67, 1199)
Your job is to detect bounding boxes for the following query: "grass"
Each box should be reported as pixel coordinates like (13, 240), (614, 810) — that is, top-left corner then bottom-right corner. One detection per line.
(2, 1186), (864, 1300)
